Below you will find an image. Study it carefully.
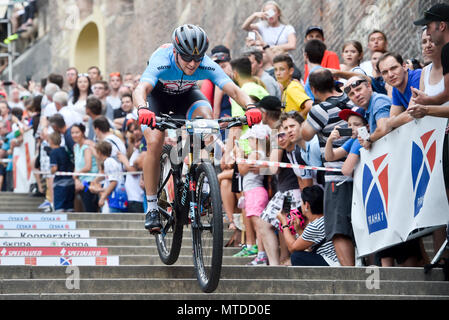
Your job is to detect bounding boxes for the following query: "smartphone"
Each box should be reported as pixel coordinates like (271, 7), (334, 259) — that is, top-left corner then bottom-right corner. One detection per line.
(337, 128), (353, 137)
(266, 9), (276, 18)
(3, 81), (13, 86)
(358, 127), (370, 141)
(248, 32), (256, 41)
(282, 195), (292, 213)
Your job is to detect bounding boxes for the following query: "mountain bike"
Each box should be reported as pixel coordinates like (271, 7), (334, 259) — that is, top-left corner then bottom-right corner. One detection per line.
(153, 114), (247, 293)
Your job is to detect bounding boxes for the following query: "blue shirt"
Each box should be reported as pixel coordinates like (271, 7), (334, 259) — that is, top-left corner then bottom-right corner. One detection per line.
(392, 69), (422, 110)
(304, 66), (323, 102)
(50, 147), (74, 182)
(365, 92), (391, 134)
(140, 44), (233, 95)
(300, 135), (322, 167)
(342, 138), (362, 156)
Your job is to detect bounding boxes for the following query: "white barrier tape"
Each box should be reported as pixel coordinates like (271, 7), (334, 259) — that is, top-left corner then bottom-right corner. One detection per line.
(236, 158), (343, 173)
(33, 171), (143, 178)
(0, 159), (12, 163)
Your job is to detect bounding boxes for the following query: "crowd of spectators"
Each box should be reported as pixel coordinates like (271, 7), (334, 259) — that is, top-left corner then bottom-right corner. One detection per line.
(0, 1), (448, 268)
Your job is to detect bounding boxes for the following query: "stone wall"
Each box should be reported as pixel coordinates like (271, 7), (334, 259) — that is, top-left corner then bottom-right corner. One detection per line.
(7, 0), (442, 83)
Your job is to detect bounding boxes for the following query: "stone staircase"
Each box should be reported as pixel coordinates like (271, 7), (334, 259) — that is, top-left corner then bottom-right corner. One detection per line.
(0, 192), (448, 300)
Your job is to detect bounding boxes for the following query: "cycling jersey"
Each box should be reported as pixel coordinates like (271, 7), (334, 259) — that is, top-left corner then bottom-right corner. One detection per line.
(140, 44), (233, 95)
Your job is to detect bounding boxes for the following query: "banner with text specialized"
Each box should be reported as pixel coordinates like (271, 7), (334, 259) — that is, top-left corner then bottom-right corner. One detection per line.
(352, 116), (449, 257)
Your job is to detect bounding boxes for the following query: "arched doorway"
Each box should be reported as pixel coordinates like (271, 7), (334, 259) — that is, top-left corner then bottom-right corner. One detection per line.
(74, 22), (99, 73)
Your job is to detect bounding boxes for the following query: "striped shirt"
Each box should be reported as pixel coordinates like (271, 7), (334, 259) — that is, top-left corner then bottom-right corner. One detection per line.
(307, 94), (352, 182)
(301, 216), (340, 266)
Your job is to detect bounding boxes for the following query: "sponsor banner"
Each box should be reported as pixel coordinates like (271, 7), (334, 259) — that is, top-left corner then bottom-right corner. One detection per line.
(0, 238), (97, 247)
(0, 221), (76, 230)
(352, 117), (449, 257)
(0, 230), (90, 238)
(0, 256), (119, 266)
(0, 214), (67, 222)
(13, 130), (36, 193)
(0, 247), (108, 257)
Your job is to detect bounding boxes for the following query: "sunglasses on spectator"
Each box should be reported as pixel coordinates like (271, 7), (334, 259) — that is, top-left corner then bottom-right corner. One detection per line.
(278, 132), (287, 139)
(110, 72), (121, 78)
(212, 52), (230, 62)
(179, 53), (204, 63)
(78, 73), (89, 78)
(344, 79), (367, 95)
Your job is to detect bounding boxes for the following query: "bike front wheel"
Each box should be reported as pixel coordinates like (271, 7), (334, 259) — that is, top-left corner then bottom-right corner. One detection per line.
(192, 162), (223, 293)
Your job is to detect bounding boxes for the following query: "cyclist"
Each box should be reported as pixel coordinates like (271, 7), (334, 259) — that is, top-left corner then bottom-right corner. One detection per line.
(134, 24), (262, 234)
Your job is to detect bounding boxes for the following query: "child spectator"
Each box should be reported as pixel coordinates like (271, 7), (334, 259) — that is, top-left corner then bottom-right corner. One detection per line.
(49, 132), (75, 212)
(237, 124), (272, 265)
(94, 141), (128, 213)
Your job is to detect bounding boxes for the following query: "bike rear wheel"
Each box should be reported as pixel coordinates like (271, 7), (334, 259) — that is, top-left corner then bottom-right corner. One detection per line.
(192, 162), (223, 293)
(155, 145), (183, 265)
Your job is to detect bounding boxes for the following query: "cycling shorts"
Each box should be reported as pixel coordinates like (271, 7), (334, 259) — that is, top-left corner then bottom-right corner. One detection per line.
(147, 84), (212, 120)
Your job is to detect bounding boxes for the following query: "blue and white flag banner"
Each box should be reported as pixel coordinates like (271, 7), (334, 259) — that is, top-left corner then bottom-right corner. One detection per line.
(352, 116), (449, 257)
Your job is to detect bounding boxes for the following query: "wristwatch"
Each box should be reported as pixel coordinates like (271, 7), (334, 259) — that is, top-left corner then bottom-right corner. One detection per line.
(263, 44), (270, 50)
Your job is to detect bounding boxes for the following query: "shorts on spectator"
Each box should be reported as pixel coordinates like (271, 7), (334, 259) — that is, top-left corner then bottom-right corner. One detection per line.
(324, 181), (354, 242)
(260, 189), (301, 229)
(376, 238), (423, 265)
(53, 180), (75, 211)
(244, 187), (269, 218)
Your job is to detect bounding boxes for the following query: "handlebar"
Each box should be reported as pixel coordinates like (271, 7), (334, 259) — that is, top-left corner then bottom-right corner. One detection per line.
(153, 115), (248, 131)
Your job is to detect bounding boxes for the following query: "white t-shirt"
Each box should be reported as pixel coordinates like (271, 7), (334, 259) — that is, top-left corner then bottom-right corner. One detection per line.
(360, 60), (374, 77)
(43, 102), (57, 119)
(104, 134), (127, 160)
(125, 149), (144, 202)
(256, 22), (295, 47)
(69, 99), (87, 118)
(106, 96), (122, 110)
(104, 157), (124, 187)
(59, 106), (83, 128)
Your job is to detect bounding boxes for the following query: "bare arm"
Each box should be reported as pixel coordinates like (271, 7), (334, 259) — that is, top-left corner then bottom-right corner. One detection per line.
(133, 82), (154, 108)
(272, 33), (297, 53)
(389, 105), (412, 130)
(411, 74), (449, 105)
(341, 153), (360, 177)
(301, 121), (318, 142)
(241, 12), (265, 31)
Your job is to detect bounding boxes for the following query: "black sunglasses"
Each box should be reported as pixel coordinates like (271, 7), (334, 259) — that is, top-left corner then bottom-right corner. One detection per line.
(179, 53), (204, 63)
(344, 79), (367, 95)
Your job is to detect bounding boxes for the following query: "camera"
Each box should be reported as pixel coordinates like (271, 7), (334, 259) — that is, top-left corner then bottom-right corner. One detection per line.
(337, 128), (353, 137)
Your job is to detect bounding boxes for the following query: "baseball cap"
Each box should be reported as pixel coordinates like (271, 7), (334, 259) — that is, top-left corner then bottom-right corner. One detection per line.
(339, 108), (367, 123)
(305, 26), (324, 37)
(414, 3), (449, 26)
(0, 91), (7, 99)
(211, 45), (231, 63)
(255, 96), (284, 111)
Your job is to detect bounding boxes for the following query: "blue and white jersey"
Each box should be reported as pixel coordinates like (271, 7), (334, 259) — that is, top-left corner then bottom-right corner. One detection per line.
(140, 44), (233, 95)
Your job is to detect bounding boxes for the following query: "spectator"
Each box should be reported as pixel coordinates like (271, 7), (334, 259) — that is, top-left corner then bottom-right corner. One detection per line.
(341, 40), (366, 74)
(117, 126), (145, 213)
(107, 72), (123, 110)
(86, 97), (115, 141)
(41, 83), (59, 121)
(244, 49), (282, 99)
(412, 3), (449, 106)
(242, 1), (297, 54)
(93, 116), (127, 160)
(273, 54), (312, 118)
(257, 95), (283, 129)
(48, 114), (75, 162)
(343, 76), (391, 150)
(87, 66), (102, 85)
(259, 122), (303, 266)
(208, 45), (233, 119)
(92, 80), (115, 120)
(377, 52), (420, 130)
(360, 30), (389, 76)
(70, 74), (93, 119)
(324, 108), (367, 177)
(277, 186), (340, 266)
(65, 67), (78, 96)
(48, 73), (64, 90)
(303, 39), (327, 102)
(419, 29), (444, 97)
(303, 26), (341, 81)
(9, 88), (24, 110)
(113, 93), (135, 130)
(0, 101), (11, 131)
(93, 141), (127, 213)
(237, 124), (271, 264)
(71, 123), (99, 213)
(48, 131), (75, 212)
(53, 91), (83, 129)
(0, 120), (9, 190)
(301, 68), (355, 266)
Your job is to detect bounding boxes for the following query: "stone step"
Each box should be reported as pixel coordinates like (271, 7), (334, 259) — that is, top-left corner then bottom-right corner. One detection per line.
(1, 278), (448, 295)
(1, 293), (448, 300)
(0, 266), (444, 282)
